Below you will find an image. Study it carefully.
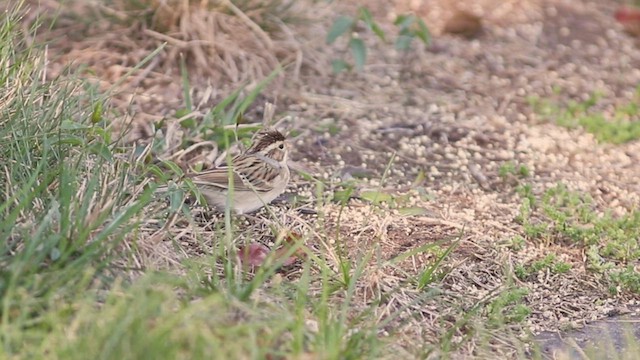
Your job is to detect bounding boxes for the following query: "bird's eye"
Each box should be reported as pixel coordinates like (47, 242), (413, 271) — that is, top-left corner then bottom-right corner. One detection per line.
(278, 144), (284, 149)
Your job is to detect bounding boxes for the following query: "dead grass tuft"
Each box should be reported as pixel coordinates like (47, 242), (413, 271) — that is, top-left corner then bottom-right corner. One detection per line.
(130, 0), (301, 82)
(28, 0), (311, 88)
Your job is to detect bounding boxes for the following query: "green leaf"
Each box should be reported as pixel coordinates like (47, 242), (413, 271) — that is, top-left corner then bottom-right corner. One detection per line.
(326, 15), (354, 44)
(209, 87), (241, 119)
(234, 67), (281, 123)
(394, 14), (414, 28)
(386, 240), (444, 266)
(154, 117), (166, 130)
(358, 7), (373, 23)
(412, 169), (426, 187)
(331, 59), (350, 74)
(192, 162), (204, 172)
(179, 117), (197, 129)
(359, 7), (385, 41)
(169, 187), (185, 213)
(146, 165), (166, 181)
(49, 247), (61, 261)
(370, 22), (386, 41)
(88, 142), (113, 162)
(415, 18), (431, 45)
(54, 136), (85, 147)
(160, 160), (184, 177)
(393, 14), (407, 26)
(398, 207), (429, 216)
(175, 108), (190, 118)
(184, 178), (206, 205)
(349, 38), (366, 71)
(90, 127), (111, 143)
(333, 188), (354, 203)
(395, 35), (413, 51)
(61, 120), (91, 131)
(417, 238), (460, 290)
(360, 190), (393, 204)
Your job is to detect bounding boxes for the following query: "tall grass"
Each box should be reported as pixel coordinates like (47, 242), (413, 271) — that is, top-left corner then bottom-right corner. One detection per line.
(0, 6), (386, 358)
(0, 2), (155, 355)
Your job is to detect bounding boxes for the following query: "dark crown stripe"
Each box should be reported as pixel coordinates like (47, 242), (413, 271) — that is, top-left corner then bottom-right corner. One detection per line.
(249, 129), (285, 152)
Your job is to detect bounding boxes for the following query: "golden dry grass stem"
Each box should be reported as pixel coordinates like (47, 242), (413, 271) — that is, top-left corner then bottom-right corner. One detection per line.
(262, 102), (276, 126)
(148, 9), (279, 83)
(220, 0), (274, 49)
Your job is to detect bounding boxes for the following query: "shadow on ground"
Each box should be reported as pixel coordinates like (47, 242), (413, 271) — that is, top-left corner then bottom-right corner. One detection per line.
(537, 312), (640, 359)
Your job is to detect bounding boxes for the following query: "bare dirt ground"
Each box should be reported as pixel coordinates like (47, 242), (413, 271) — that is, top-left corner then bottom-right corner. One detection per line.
(32, 0), (640, 358)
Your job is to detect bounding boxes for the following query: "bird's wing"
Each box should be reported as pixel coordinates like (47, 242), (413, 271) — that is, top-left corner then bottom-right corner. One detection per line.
(235, 156), (282, 192)
(187, 156), (278, 193)
(188, 167), (249, 191)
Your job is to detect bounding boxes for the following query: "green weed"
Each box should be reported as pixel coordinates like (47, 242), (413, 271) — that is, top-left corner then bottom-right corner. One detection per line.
(487, 287), (531, 327)
(327, 8), (430, 73)
(0, 4), (154, 355)
(528, 92), (640, 144)
(393, 14), (431, 52)
(499, 161), (531, 179)
(326, 7), (385, 73)
(508, 235), (526, 251)
(514, 183), (640, 292)
(514, 254), (572, 281)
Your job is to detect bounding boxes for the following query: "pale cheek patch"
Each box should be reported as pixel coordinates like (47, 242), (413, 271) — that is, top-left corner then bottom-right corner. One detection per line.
(268, 149), (285, 162)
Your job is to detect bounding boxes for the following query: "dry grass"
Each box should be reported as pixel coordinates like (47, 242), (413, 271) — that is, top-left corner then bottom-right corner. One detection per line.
(34, 0), (307, 82)
(20, 0), (334, 166)
(21, 0), (328, 139)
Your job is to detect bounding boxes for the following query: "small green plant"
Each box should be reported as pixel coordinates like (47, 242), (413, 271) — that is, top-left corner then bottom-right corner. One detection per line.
(507, 235), (525, 251)
(609, 266), (640, 293)
(394, 13), (430, 80)
(337, 155), (429, 216)
(515, 254), (572, 280)
(513, 183), (640, 292)
(498, 161), (530, 179)
(326, 9), (431, 74)
(516, 183), (536, 208)
(416, 238), (459, 290)
(487, 287), (531, 327)
(394, 14), (431, 51)
(553, 261), (572, 274)
(314, 119), (342, 136)
(528, 91), (640, 144)
(530, 254), (558, 272)
(514, 265), (528, 280)
(326, 7), (385, 73)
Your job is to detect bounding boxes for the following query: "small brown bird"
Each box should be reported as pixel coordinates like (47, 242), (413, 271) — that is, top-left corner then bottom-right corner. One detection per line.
(187, 128), (290, 214)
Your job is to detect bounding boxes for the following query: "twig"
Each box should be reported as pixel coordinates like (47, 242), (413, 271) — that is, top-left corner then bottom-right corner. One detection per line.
(468, 163), (491, 190)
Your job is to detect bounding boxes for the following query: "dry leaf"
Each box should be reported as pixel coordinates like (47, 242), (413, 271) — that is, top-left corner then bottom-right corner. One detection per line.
(236, 232), (305, 270)
(443, 10), (483, 38)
